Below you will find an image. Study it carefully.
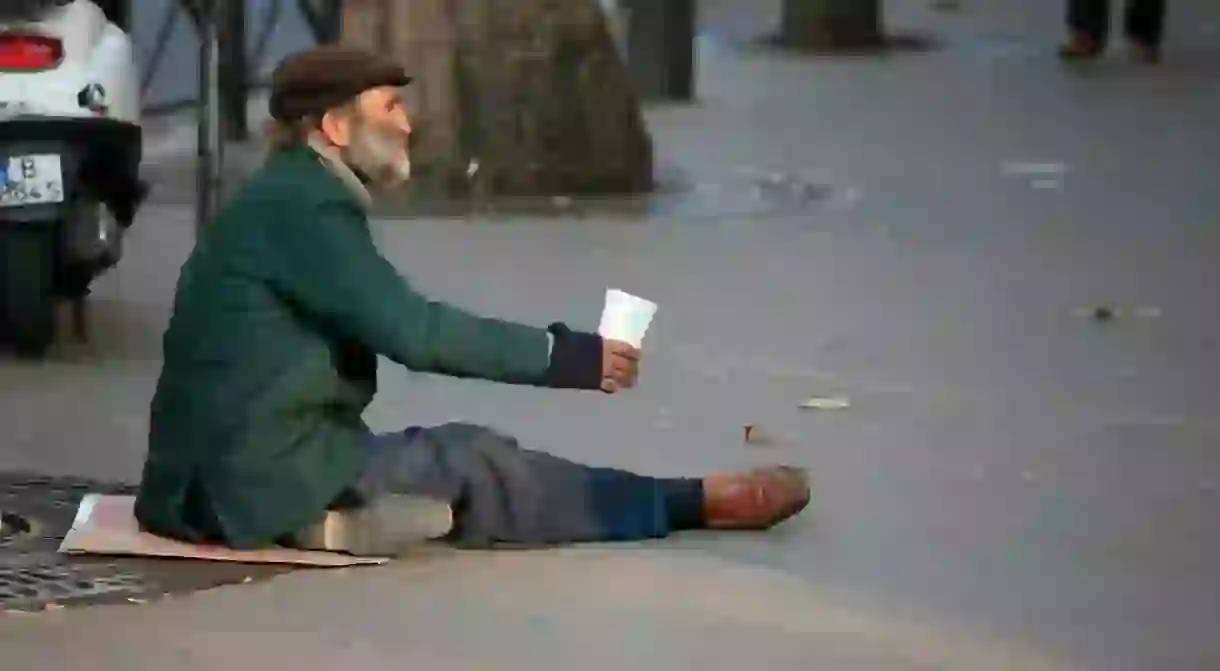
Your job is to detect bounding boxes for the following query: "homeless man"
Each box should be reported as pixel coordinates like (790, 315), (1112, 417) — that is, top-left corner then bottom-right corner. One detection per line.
(133, 46), (810, 551)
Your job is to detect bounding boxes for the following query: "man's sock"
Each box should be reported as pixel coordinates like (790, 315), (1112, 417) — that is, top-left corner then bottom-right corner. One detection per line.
(661, 478), (705, 531)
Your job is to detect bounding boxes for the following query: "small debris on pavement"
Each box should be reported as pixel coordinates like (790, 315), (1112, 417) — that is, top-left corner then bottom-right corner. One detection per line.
(743, 424), (777, 445)
(836, 186), (864, 208)
(466, 159), (480, 178)
(751, 173), (834, 204)
(1071, 305), (1160, 322)
(1090, 305), (1116, 322)
(1002, 161), (1068, 177)
(241, 576), (254, 584)
(1002, 162), (1068, 190)
(799, 396), (851, 411)
(127, 597), (149, 604)
(552, 196), (573, 208)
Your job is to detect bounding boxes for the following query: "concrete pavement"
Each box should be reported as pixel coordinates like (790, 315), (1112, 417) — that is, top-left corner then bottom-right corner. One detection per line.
(3, 0), (1220, 668)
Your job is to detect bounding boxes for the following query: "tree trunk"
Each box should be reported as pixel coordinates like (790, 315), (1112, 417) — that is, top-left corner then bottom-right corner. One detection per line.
(343, 0), (653, 198)
(779, 0), (883, 50)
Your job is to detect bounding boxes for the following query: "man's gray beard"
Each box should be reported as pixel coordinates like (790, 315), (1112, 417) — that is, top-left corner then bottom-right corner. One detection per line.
(343, 121), (411, 189)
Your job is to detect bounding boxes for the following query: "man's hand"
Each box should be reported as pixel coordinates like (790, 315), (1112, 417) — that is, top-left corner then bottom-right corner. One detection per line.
(601, 339), (641, 393)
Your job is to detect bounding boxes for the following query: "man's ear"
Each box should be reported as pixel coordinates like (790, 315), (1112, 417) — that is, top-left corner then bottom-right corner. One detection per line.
(318, 108), (351, 148)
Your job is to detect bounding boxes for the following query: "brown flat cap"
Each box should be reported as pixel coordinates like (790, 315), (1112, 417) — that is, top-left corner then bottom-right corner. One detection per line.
(269, 45), (412, 121)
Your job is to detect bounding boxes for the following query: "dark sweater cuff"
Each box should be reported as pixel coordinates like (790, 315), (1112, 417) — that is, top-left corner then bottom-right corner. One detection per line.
(545, 322), (603, 390)
(662, 478), (706, 531)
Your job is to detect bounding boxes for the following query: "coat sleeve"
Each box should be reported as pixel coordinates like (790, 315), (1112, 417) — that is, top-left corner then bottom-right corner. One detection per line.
(260, 198), (562, 385)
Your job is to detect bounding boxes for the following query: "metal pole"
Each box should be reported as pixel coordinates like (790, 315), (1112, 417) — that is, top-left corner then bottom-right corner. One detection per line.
(622, 0), (696, 101)
(219, 0), (249, 140)
(196, 0), (223, 234)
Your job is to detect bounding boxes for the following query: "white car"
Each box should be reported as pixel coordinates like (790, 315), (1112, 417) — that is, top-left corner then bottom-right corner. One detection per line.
(0, 0), (146, 357)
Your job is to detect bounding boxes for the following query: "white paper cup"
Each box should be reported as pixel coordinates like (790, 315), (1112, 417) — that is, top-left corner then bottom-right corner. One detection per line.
(598, 288), (657, 349)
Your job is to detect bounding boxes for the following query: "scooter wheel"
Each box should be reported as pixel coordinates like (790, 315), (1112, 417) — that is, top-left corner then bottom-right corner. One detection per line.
(0, 225), (56, 358)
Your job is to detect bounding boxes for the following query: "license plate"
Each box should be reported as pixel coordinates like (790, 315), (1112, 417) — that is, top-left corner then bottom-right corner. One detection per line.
(0, 154), (65, 208)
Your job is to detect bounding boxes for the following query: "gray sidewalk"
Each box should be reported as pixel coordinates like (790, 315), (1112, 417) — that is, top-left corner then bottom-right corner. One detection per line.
(3, 0), (1220, 669)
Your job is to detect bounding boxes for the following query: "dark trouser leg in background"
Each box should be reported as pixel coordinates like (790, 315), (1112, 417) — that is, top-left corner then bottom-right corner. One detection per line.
(348, 423), (705, 548)
(1125, 0), (1166, 46)
(1068, 0), (1111, 43)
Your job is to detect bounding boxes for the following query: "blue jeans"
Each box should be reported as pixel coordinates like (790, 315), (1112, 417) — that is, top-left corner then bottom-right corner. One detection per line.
(340, 423), (701, 548)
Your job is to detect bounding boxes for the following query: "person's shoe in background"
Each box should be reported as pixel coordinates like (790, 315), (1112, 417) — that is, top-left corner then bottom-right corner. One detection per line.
(1059, 32), (1104, 61)
(1129, 40), (1162, 64)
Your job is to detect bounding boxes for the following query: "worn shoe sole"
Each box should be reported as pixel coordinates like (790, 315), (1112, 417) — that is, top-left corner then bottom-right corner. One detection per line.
(288, 495), (454, 557)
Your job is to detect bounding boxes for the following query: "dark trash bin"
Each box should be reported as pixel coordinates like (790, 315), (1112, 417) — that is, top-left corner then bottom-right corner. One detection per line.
(620, 0), (696, 101)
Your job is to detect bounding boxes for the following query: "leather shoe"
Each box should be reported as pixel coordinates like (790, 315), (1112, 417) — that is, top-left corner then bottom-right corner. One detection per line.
(703, 466), (811, 530)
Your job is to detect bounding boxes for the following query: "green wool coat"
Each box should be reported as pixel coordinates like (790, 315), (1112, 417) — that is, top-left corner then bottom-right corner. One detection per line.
(134, 146), (558, 549)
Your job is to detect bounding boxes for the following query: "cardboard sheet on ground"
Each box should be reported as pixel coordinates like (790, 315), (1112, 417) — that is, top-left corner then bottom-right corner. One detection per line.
(58, 494), (388, 567)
